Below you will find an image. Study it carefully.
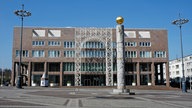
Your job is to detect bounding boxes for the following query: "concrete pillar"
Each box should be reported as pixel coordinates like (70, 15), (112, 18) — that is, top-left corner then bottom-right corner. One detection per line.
(43, 62), (48, 82)
(40, 62), (49, 87)
(28, 62), (31, 86)
(136, 62), (140, 86)
(151, 62), (155, 86)
(60, 62), (63, 86)
(23, 66), (26, 84)
(116, 24), (125, 90)
(165, 62), (170, 87)
(15, 63), (19, 85)
(44, 62), (48, 76)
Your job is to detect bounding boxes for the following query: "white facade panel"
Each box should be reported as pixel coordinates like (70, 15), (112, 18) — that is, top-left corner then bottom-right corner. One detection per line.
(48, 30), (61, 37)
(33, 30), (45, 37)
(139, 31), (150, 38)
(124, 31), (136, 38)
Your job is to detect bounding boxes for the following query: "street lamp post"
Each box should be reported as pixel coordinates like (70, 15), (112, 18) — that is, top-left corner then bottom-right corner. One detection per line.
(190, 70), (192, 90)
(1, 68), (3, 87)
(172, 15), (189, 93)
(14, 4), (31, 88)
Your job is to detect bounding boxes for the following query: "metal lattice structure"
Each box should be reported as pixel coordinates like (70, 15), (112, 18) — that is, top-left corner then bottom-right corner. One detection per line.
(75, 28), (113, 86)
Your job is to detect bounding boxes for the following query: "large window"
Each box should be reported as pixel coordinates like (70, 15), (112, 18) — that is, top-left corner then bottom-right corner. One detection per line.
(176, 65), (179, 69)
(154, 51), (166, 58)
(139, 42), (151, 47)
(140, 51), (152, 58)
(81, 50), (105, 58)
(125, 63), (136, 71)
(48, 63), (60, 71)
(176, 71), (179, 75)
(63, 62), (75, 71)
(48, 50), (60, 58)
(33, 62), (44, 71)
(48, 41), (61, 46)
(64, 41), (75, 48)
(79, 62), (105, 72)
(64, 51), (75, 57)
(125, 51), (137, 58)
(82, 41), (105, 48)
(16, 50), (29, 57)
(32, 50), (44, 57)
(32, 41), (45, 46)
(125, 42), (137, 47)
(140, 63), (151, 71)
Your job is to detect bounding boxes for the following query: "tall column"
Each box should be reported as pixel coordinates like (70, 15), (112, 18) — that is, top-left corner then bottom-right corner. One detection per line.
(23, 66), (26, 84)
(28, 62), (31, 86)
(15, 63), (19, 85)
(136, 62), (140, 86)
(151, 62), (155, 86)
(40, 62), (48, 87)
(116, 20), (125, 91)
(60, 62), (63, 86)
(45, 62), (48, 76)
(165, 63), (170, 87)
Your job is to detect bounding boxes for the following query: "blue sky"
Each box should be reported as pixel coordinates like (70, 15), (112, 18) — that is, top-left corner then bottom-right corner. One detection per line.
(0, 0), (192, 69)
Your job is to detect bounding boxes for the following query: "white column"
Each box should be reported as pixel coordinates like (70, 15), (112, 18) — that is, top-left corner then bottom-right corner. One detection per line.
(116, 25), (125, 90)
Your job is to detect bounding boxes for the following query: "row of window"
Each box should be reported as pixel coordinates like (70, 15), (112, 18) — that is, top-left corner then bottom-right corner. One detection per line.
(80, 50), (106, 58)
(125, 51), (137, 58)
(170, 62), (192, 69)
(32, 41), (45, 46)
(16, 50), (60, 58)
(32, 41), (152, 47)
(30, 61), (157, 73)
(63, 62), (116, 72)
(171, 68), (192, 76)
(139, 42), (151, 47)
(33, 62), (153, 72)
(16, 50), (166, 58)
(64, 41), (75, 48)
(124, 42), (151, 47)
(124, 42), (137, 47)
(82, 42), (105, 48)
(32, 41), (61, 46)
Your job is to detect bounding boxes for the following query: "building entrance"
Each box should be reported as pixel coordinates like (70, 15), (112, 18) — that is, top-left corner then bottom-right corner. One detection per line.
(82, 75), (105, 86)
(75, 28), (113, 86)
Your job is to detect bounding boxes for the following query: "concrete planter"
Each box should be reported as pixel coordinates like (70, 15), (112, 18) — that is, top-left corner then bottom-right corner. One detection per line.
(50, 83), (58, 87)
(114, 83), (117, 86)
(132, 82), (136, 86)
(67, 83), (71, 86)
(32, 83), (37, 86)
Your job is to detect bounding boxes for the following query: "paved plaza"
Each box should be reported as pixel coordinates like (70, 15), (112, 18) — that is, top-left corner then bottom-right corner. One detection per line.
(0, 86), (192, 108)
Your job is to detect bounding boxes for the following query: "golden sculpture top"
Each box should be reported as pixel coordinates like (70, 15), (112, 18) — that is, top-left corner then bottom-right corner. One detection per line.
(116, 16), (124, 24)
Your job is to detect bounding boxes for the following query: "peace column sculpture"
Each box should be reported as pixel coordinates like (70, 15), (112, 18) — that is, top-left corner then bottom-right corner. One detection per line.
(115, 16), (125, 93)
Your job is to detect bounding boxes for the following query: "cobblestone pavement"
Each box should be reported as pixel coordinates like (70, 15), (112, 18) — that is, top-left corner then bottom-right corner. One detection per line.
(0, 86), (192, 108)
